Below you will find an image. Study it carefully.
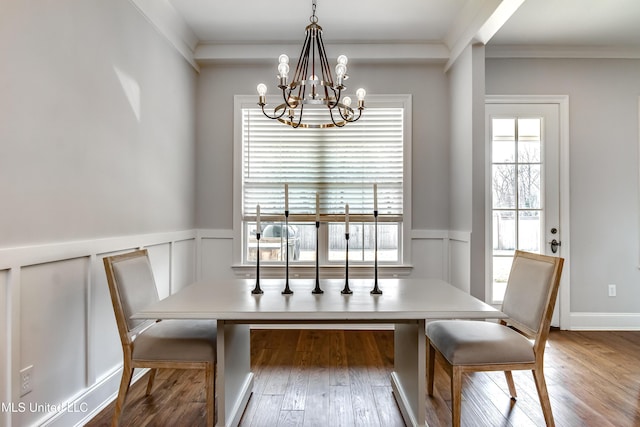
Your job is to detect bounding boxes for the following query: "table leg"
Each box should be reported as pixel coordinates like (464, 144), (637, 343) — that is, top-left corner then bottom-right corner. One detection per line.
(216, 321), (253, 427)
(391, 320), (427, 427)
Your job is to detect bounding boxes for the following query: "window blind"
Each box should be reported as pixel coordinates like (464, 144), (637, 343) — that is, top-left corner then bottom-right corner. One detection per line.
(242, 105), (404, 219)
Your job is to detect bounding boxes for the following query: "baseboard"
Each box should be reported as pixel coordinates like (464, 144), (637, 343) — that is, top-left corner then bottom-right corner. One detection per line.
(569, 312), (640, 330)
(38, 366), (147, 427)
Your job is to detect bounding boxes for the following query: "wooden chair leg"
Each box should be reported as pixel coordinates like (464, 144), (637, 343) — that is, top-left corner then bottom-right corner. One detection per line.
(427, 341), (436, 396)
(205, 363), (215, 427)
(112, 366), (134, 427)
(451, 366), (462, 427)
(145, 368), (157, 396)
(505, 370), (517, 399)
(532, 368), (555, 427)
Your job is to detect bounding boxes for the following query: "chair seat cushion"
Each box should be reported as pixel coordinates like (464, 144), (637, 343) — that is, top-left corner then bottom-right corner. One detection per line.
(133, 319), (217, 363)
(426, 320), (535, 366)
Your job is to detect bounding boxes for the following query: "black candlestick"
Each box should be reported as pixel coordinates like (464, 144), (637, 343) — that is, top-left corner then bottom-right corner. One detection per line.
(371, 210), (382, 294)
(312, 220), (324, 294)
(251, 233), (263, 294)
(341, 233), (352, 294)
(282, 210), (293, 294)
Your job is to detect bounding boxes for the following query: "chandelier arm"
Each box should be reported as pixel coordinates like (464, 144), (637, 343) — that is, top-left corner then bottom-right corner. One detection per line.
(346, 108), (363, 123)
(292, 101), (305, 128)
(260, 103), (287, 120)
(326, 87), (341, 109)
(328, 107), (346, 127)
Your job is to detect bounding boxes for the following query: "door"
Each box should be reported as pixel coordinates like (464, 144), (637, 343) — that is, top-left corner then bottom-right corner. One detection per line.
(486, 100), (567, 326)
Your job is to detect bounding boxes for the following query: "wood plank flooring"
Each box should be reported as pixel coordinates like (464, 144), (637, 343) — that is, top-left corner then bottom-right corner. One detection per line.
(85, 329), (640, 427)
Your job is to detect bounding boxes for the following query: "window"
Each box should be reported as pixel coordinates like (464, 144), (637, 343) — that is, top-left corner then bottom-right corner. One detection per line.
(234, 95), (411, 266)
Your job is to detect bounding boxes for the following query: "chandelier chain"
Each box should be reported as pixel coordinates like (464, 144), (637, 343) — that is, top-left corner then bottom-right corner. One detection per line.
(310, 0), (318, 23)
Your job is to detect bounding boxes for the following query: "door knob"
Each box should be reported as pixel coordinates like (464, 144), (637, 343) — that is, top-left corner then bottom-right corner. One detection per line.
(549, 239), (561, 254)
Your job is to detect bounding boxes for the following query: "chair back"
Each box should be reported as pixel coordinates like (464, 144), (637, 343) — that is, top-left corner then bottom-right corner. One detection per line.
(501, 251), (564, 342)
(104, 249), (160, 346)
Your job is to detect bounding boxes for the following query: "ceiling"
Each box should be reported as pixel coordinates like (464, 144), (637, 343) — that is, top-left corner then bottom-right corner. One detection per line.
(168, 0), (640, 51)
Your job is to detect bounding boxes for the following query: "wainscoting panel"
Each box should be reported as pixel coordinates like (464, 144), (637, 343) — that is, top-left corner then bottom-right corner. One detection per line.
(199, 233), (235, 281)
(147, 243), (172, 299)
(18, 257), (89, 427)
(449, 234), (471, 293)
(410, 237), (447, 280)
(171, 239), (197, 294)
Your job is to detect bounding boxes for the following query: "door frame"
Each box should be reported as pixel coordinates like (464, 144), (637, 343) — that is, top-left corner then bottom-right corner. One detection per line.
(485, 95), (571, 329)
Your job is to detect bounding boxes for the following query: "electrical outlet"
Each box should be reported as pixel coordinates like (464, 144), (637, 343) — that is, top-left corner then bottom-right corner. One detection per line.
(608, 284), (617, 297)
(20, 365), (33, 396)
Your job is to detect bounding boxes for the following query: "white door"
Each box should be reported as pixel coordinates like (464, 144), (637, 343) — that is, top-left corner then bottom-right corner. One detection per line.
(486, 99), (568, 327)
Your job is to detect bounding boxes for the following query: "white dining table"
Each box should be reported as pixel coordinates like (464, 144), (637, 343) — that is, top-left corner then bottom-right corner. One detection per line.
(133, 278), (505, 427)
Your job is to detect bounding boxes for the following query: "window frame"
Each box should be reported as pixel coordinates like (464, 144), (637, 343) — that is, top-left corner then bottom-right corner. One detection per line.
(232, 94), (412, 271)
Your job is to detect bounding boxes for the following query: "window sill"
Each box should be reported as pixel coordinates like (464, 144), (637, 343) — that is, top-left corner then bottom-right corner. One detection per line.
(231, 263), (413, 278)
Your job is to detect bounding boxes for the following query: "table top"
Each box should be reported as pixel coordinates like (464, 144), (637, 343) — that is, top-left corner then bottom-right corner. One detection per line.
(133, 278), (505, 322)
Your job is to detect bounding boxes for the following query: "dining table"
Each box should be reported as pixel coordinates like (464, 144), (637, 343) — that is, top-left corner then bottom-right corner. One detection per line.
(132, 277), (505, 427)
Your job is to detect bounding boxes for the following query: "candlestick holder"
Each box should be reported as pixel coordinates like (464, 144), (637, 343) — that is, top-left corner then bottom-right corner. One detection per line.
(312, 220), (324, 294)
(251, 233), (263, 294)
(371, 210), (382, 294)
(282, 210), (293, 294)
(341, 232), (352, 294)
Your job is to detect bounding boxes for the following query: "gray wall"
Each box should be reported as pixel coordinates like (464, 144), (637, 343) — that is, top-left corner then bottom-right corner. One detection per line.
(486, 58), (640, 314)
(195, 61), (451, 231)
(0, 0), (197, 248)
(1, 1), (198, 425)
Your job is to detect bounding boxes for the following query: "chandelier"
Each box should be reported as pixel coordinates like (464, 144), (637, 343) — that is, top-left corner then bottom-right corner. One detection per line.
(256, 0), (366, 129)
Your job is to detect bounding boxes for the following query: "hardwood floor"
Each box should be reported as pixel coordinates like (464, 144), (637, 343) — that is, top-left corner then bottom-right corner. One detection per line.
(85, 329), (640, 427)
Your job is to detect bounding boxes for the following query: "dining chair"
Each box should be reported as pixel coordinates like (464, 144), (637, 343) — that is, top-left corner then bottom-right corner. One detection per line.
(103, 249), (217, 427)
(426, 250), (564, 427)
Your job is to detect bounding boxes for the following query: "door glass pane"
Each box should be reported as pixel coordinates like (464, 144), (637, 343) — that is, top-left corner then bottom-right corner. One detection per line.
(493, 211), (516, 252)
(518, 211), (540, 252)
(518, 164), (541, 209)
(492, 165), (516, 209)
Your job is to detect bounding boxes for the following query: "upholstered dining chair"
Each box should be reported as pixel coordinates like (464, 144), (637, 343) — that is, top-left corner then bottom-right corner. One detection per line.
(103, 249), (217, 427)
(426, 250), (564, 427)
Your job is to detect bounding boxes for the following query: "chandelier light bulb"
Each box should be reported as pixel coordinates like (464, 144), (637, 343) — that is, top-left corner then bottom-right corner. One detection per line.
(257, 83), (267, 96)
(335, 63), (347, 77)
(356, 88), (366, 101)
(342, 96), (352, 106)
(278, 62), (290, 78)
(337, 55), (348, 66)
(279, 54), (289, 64)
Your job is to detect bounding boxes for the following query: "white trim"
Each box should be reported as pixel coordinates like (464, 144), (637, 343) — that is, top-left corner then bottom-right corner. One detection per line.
(484, 95), (571, 329)
(638, 96), (640, 269)
(0, 230), (196, 270)
(196, 43), (450, 64)
(486, 44), (640, 60)
(569, 313), (640, 331)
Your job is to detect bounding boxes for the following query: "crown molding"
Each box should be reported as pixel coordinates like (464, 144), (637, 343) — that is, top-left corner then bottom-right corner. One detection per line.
(193, 42), (451, 64)
(486, 44), (640, 59)
(128, 0), (199, 71)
